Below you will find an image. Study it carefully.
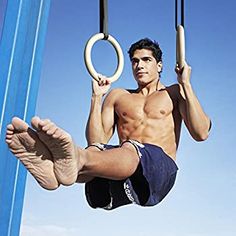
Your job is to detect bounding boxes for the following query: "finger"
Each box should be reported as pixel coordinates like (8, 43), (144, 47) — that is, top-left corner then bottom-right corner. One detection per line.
(97, 73), (106, 80)
(175, 66), (181, 74)
(105, 78), (111, 85)
(98, 78), (107, 86)
(97, 74), (110, 86)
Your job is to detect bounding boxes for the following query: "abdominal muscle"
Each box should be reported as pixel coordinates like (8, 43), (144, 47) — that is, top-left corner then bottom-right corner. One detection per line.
(117, 115), (179, 161)
(113, 88), (181, 161)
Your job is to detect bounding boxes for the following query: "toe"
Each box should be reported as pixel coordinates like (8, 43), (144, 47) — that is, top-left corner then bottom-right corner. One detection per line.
(42, 122), (55, 132)
(12, 117), (29, 132)
(7, 124), (14, 132)
(52, 129), (63, 139)
(31, 116), (41, 131)
(38, 119), (52, 130)
(46, 125), (58, 135)
(5, 138), (12, 144)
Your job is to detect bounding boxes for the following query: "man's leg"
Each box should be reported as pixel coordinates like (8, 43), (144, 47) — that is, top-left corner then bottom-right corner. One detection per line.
(76, 146), (100, 183)
(5, 117), (59, 190)
(79, 142), (139, 180)
(29, 117), (140, 182)
(6, 117), (140, 187)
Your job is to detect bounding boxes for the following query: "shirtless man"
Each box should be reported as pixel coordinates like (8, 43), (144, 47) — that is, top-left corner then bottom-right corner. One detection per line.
(6, 38), (211, 210)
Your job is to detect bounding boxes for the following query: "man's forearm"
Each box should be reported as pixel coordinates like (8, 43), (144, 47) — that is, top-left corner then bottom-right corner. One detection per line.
(182, 82), (211, 141)
(86, 95), (106, 145)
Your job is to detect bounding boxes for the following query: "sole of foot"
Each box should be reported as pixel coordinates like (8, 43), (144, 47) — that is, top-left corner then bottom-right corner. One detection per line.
(31, 116), (80, 186)
(6, 117), (59, 190)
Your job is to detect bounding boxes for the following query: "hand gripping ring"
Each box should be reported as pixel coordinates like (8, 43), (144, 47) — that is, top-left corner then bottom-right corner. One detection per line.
(84, 33), (124, 82)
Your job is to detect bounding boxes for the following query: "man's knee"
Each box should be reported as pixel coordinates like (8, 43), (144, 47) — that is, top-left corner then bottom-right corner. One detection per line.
(121, 142), (139, 155)
(120, 142), (140, 168)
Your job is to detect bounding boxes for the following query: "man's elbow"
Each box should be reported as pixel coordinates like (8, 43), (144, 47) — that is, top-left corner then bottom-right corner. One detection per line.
(194, 132), (209, 142)
(193, 119), (211, 141)
(193, 126), (211, 141)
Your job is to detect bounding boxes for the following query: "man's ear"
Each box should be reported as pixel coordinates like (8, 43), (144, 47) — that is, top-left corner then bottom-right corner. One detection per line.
(157, 61), (163, 73)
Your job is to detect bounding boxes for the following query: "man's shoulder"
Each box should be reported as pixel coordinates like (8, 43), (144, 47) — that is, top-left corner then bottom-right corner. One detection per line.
(105, 88), (129, 103)
(108, 88), (130, 97)
(164, 83), (182, 103)
(165, 83), (180, 91)
(165, 83), (182, 95)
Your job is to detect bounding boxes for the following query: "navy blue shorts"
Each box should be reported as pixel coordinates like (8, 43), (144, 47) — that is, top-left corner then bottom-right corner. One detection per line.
(85, 140), (178, 210)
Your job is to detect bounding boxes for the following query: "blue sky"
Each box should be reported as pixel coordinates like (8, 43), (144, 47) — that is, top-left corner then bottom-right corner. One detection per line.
(2, 0), (236, 235)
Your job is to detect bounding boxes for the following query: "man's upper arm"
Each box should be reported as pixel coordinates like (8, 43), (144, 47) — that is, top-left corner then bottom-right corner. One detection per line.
(177, 84), (212, 139)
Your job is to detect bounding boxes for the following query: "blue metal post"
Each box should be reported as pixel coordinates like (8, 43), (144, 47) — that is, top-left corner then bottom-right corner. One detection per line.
(0, 0), (51, 235)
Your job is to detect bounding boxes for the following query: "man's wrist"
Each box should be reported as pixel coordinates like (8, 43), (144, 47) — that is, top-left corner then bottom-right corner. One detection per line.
(179, 81), (191, 89)
(91, 93), (103, 100)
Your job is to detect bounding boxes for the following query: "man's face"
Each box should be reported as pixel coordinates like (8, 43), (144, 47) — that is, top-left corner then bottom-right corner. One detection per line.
(131, 49), (162, 85)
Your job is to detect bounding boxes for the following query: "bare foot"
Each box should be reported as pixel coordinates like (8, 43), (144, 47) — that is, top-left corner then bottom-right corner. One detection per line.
(31, 117), (81, 186)
(6, 117), (59, 190)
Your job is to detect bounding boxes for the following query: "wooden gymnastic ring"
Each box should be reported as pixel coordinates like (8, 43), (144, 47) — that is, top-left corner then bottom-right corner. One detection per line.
(176, 25), (186, 69)
(84, 33), (124, 82)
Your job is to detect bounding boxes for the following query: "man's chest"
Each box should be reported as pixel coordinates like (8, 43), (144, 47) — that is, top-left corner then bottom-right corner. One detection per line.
(115, 92), (175, 120)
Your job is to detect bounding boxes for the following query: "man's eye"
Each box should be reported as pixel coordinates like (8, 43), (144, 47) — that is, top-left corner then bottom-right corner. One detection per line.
(132, 59), (138, 64)
(144, 57), (151, 62)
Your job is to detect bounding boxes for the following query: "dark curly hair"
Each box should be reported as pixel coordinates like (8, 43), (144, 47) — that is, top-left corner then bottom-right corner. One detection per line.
(128, 38), (163, 63)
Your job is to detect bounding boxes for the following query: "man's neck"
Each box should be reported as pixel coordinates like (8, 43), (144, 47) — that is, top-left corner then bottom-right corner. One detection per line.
(136, 79), (165, 96)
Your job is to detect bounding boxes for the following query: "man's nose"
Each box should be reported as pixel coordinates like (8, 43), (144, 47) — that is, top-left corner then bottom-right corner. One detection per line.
(137, 61), (144, 69)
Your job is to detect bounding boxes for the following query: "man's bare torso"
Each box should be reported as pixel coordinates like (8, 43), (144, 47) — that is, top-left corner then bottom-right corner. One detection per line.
(112, 85), (182, 160)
